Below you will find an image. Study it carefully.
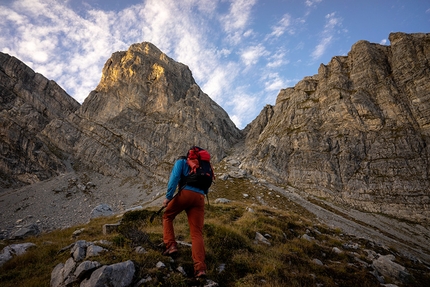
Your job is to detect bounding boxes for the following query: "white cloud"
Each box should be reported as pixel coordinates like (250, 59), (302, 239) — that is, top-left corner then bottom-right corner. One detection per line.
(266, 49), (289, 68)
(227, 90), (259, 128)
(240, 44), (268, 67)
(380, 39), (387, 45)
(268, 13), (294, 38)
(311, 35), (332, 60)
(201, 62), (240, 103)
(305, 0), (323, 7)
(310, 12), (342, 61)
(220, 0), (257, 44)
(263, 73), (285, 92)
(0, 0), (134, 102)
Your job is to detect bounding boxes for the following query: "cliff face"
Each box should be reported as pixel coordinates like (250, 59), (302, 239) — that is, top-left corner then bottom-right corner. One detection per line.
(0, 53), (80, 188)
(39, 42), (241, 181)
(242, 32), (430, 223)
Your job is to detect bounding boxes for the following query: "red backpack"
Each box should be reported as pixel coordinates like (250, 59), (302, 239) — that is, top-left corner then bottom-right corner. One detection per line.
(184, 146), (215, 193)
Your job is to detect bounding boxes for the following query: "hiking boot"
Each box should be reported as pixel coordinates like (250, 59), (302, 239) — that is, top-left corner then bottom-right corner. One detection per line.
(162, 245), (178, 256)
(195, 270), (206, 278)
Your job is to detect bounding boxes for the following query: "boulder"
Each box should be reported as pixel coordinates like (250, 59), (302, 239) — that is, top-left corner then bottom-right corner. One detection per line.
(80, 260), (135, 287)
(373, 254), (411, 284)
(0, 243), (36, 267)
(90, 204), (114, 219)
(11, 224), (40, 239)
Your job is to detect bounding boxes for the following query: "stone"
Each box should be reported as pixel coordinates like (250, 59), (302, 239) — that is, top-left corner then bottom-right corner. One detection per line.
(11, 224), (40, 239)
(135, 246), (147, 254)
(74, 261), (102, 280)
(177, 266), (187, 276)
(254, 232), (271, 245)
(301, 234), (315, 241)
(90, 204), (114, 219)
(216, 263), (226, 273)
(80, 260), (135, 287)
(372, 254), (411, 284)
(72, 228), (85, 237)
(0, 243), (36, 267)
(86, 244), (106, 258)
(71, 240), (88, 262)
(50, 263), (65, 287)
(214, 198), (231, 204)
(203, 280), (219, 287)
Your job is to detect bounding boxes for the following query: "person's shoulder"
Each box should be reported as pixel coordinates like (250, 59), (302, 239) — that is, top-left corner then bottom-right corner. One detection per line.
(174, 157), (187, 167)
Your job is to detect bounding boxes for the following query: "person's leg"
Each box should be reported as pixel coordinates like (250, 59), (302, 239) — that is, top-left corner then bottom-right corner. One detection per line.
(186, 192), (206, 274)
(163, 192), (187, 250)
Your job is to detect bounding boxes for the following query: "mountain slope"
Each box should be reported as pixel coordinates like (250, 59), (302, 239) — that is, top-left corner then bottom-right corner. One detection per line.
(241, 32), (430, 224)
(0, 52), (80, 189)
(41, 42), (242, 180)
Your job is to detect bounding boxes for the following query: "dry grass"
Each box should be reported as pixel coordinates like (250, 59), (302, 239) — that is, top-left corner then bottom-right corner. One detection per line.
(1, 188), (429, 286)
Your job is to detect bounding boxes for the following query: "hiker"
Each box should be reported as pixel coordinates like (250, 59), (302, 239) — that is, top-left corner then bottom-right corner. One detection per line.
(162, 146), (214, 278)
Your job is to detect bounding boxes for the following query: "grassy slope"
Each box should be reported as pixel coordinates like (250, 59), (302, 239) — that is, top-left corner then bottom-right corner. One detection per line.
(1, 176), (430, 286)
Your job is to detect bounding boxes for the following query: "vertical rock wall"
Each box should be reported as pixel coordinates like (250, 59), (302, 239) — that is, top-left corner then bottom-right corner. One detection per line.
(242, 33), (430, 223)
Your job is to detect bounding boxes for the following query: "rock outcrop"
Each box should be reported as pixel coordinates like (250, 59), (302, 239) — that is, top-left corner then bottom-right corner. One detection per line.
(241, 32), (430, 223)
(0, 53), (80, 189)
(0, 43), (242, 190)
(41, 42), (241, 180)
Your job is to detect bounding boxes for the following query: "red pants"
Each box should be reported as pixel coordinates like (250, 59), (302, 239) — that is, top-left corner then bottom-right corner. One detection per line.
(163, 189), (206, 272)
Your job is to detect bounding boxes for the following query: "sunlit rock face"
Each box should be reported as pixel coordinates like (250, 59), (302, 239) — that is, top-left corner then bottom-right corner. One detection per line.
(241, 32), (430, 223)
(41, 42), (242, 180)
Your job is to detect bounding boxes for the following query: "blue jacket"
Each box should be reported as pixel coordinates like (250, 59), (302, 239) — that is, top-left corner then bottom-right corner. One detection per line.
(166, 159), (207, 200)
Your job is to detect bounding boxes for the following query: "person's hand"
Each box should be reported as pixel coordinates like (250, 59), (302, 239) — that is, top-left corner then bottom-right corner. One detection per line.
(163, 198), (170, 207)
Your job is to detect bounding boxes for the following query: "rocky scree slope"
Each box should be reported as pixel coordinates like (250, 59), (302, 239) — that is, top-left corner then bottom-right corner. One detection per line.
(241, 32), (430, 224)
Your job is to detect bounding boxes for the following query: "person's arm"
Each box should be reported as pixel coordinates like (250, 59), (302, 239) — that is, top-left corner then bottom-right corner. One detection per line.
(164, 159), (185, 206)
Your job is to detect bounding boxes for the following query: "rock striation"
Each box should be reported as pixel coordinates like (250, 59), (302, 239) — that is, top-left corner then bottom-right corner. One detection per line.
(41, 42), (241, 181)
(0, 52), (80, 189)
(241, 32), (430, 223)
(0, 43), (242, 190)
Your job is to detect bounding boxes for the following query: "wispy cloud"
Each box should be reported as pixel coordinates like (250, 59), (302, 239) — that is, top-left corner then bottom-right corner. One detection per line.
(310, 12), (342, 61)
(305, 0), (323, 7)
(268, 13), (294, 38)
(263, 72), (285, 92)
(227, 89), (259, 129)
(240, 44), (268, 67)
(0, 0), (132, 102)
(220, 0), (257, 44)
(0, 0), (265, 128)
(266, 49), (289, 68)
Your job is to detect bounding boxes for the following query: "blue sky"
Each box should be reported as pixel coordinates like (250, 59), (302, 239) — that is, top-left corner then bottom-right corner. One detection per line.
(1, 0), (429, 129)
